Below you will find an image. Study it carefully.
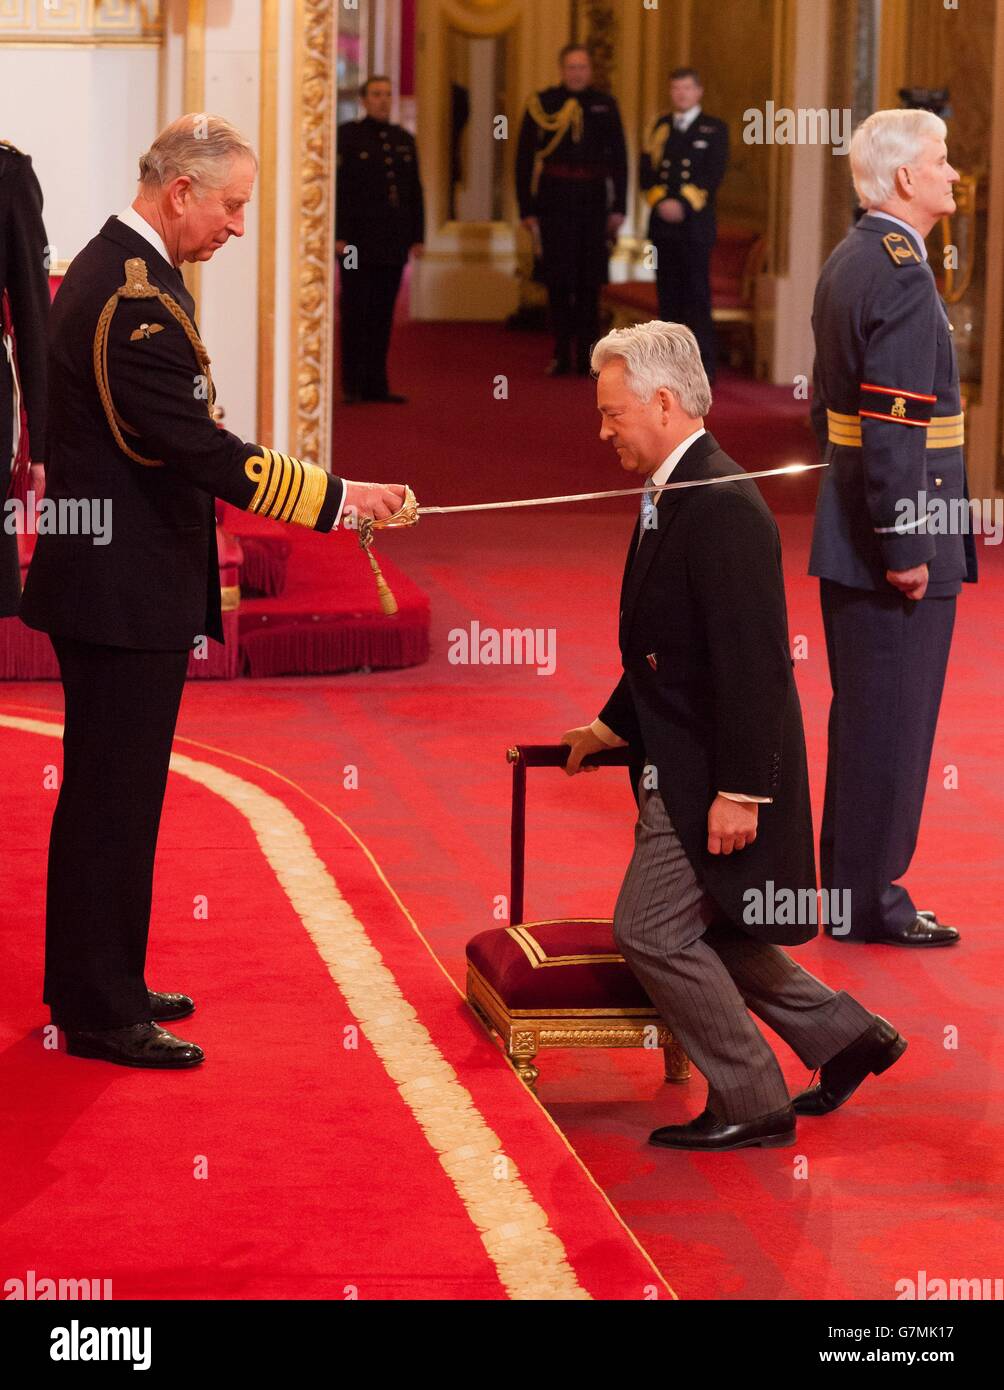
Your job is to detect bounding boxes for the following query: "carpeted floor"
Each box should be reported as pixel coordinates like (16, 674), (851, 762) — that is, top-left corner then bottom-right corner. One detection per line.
(2, 318), (1000, 1300)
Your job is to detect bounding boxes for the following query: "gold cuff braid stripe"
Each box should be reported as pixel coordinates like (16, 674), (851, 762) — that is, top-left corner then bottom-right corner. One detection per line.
(244, 449), (329, 527)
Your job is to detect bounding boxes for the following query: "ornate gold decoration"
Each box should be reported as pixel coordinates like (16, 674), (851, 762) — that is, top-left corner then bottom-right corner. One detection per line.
(467, 962), (691, 1092)
(575, 2), (616, 92)
(291, 0), (335, 470)
(0, 0), (163, 43)
(891, 396), (907, 418)
(93, 256), (212, 468)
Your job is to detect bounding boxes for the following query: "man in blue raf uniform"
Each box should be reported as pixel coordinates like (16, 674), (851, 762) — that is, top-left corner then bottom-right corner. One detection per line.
(517, 44), (627, 376)
(809, 108), (977, 948)
(641, 68), (729, 382)
(335, 75), (424, 405)
(0, 138), (49, 614)
(21, 115), (407, 1069)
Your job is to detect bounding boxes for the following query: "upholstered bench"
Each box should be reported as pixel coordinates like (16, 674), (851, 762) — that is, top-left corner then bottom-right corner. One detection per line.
(466, 744), (690, 1091)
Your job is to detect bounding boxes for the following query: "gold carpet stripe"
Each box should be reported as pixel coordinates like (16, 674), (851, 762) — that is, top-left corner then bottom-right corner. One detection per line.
(0, 713), (590, 1302)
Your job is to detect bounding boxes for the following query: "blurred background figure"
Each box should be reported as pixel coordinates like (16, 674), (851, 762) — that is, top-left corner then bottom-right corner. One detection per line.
(335, 75), (425, 405)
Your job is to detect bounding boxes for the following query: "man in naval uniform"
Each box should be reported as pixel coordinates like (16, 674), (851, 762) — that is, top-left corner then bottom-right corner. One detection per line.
(809, 108), (977, 948)
(0, 138), (49, 616)
(21, 115), (407, 1068)
(516, 44), (627, 376)
(335, 75), (425, 404)
(640, 68), (729, 383)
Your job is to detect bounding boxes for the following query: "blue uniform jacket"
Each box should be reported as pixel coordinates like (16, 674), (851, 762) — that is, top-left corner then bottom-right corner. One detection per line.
(809, 213), (978, 596)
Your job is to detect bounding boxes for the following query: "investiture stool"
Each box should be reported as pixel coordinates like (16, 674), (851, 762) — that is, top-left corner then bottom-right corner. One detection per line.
(561, 322), (908, 1151)
(20, 115), (406, 1070)
(809, 109), (977, 948)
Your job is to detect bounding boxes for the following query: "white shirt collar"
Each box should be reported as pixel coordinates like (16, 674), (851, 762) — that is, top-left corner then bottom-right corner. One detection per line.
(673, 104), (702, 132)
(867, 210), (928, 261)
(650, 426), (706, 489)
(117, 204), (175, 268)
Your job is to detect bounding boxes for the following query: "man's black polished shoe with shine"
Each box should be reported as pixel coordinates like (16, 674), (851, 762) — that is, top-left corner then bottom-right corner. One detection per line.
(148, 989), (195, 1022)
(793, 1015), (906, 1116)
(649, 1104), (796, 1151)
(873, 915), (960, 946)
(64, 1022), (205, 1069)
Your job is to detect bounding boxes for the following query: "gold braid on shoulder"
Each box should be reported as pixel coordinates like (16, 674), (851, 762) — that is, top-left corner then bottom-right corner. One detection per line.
(93, 256), (214, 467)
(526, 94), (584, 197)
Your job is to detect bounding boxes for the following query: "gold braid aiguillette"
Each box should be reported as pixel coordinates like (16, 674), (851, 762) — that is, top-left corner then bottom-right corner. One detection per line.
(357, 485), (420, 616)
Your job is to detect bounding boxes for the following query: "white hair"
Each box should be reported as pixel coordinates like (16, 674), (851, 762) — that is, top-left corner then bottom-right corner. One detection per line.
(591, 320), (711, 416)
(850, 108), (947, 208)
(138, 113), (257, 194)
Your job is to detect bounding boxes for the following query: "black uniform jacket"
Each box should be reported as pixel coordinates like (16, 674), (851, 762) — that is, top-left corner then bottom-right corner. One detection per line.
(21, 216), (343, 650)
(336, 117), (425, 267)
(1, 142), (50, 616)
(516, 85), (628, 220)
(640, 111), (729, 242)
(599, 431), (817, 946)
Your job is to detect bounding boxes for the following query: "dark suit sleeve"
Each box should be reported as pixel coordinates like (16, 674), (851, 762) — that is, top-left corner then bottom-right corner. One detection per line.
(859, 265), (939, 572)
(106, 294), (344, 531)
(515, 106), (538, 219)
(598, 672), (643, 748)
(607, 98), (628, 216)
(686, 490), (790, 797)
(6, 154), (50, 463)
(809, 354), (827, 457)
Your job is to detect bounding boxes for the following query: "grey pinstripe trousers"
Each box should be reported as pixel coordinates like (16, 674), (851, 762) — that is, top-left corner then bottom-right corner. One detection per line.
(613, 781), (873, 1123)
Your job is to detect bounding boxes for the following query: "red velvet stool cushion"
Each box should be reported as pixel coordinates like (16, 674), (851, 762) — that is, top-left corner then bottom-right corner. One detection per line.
(467, 920), (654, 1012)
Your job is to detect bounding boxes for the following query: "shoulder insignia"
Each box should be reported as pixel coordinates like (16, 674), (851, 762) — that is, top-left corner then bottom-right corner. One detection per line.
(120, 257), (158, 300)
(129, 322), (165, 342)
(882, 231), (921, 265)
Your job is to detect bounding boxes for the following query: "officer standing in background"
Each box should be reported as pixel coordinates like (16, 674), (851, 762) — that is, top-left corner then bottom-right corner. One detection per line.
(0, 139), (49, 614)
(517, 44), (627, 376)
(809, 108), (977, 948)
(335, 76), (425, 405)
(641, 68), (728, 382)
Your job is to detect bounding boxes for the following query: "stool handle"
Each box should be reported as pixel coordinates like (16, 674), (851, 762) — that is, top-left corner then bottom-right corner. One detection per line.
(506, 743), (632, 926)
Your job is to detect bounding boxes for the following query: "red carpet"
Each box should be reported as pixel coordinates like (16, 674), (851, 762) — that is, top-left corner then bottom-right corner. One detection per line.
(0, 716), (671, 1301)
(2, 321), (1000, 1300)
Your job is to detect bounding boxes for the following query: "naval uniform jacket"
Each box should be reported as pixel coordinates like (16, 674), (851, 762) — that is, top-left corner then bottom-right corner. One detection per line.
(336, 117), (425, 268)
(809, 213), (978, 596)
(640, 110), (729, 245)
(21, 216), (344, 650)
(599, 431), (817, 947)
(0, 141), (50, 616)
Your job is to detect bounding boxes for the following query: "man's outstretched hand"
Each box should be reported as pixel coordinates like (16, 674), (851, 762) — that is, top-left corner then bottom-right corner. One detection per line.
(342, 480), (407, 524)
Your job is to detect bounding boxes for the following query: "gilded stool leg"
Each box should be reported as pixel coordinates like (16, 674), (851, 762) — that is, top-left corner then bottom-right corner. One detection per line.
(508, 1029), (540, 1090)
(663, 1039), (691, 1083)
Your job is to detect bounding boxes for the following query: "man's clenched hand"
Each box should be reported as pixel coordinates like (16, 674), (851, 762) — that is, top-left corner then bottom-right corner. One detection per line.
(342, 480), (407, 523)
(707, 794), (758, 855)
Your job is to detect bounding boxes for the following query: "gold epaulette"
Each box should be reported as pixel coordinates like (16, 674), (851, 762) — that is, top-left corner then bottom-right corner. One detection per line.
(526, 93), (584, 197)
(882, 231), (921, 265)
(93, 257), (214, 467)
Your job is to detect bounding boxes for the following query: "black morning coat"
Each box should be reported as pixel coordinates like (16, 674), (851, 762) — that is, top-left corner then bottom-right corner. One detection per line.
(0, 142), (50, 616)
(599, 431), (818, 946)
(20, 216), (344, 650)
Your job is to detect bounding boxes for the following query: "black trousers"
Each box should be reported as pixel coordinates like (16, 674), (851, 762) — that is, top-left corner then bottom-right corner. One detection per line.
(653, 230), (717, 382)
(43, 636), (190, 1030)
(339, 261), (405, 399)
(819, 579), (957, 939)
(538, 180), (609, 364)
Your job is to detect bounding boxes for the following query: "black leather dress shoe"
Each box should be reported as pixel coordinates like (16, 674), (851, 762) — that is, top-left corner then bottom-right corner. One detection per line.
(65, 1022), (204, 1069)
(793, 1015), (906, 1116)
(872, 916), (959, 946)
(148, 990), (195, 1022)
(649, 1105), (796, 1151)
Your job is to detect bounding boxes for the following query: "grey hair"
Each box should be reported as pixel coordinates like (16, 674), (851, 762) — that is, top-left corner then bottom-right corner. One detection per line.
(591, 320), (712, 416)
(850, 108), (947, 208)
(138, 113), (258, 194)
